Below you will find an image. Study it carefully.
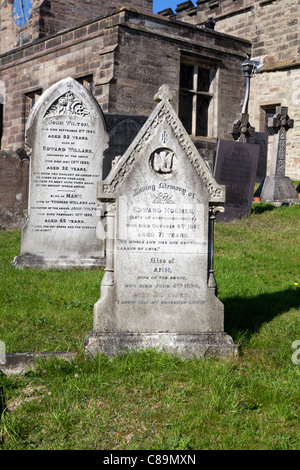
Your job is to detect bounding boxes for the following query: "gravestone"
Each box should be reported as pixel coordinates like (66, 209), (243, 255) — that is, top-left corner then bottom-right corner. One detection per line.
(85, 85), (237, 359)
(13, 77), (109, 269)
(247, 132), (268, 182)
(259, 106), (298, 205)
(214, 140), (260, 222)
(223, 75), (262, 218)
(103, 114), (148, 179)
(0, 150), (29, 228)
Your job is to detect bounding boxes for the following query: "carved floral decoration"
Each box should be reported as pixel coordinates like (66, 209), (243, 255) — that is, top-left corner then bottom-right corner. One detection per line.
(44, 91), (90, 118)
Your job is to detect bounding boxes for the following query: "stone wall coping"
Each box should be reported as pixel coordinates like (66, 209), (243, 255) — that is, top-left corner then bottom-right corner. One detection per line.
(0, 5), (251, 67)
(257, 59), (300, 73)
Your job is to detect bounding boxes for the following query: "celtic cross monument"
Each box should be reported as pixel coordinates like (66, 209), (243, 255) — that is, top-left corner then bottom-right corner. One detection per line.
(259, 106), (298, 204)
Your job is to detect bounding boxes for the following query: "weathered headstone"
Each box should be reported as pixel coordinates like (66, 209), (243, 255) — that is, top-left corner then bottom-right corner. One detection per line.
(103, 114), (148, 179)
(214, 140), (260, 222)
(247, 132), (268, 182)
(0, 150), (29, 228)
(13, 77), (109, 268)
(217, 59), (263, 219)
(85, 85), (237, 359)
(259, 106), (298, 205)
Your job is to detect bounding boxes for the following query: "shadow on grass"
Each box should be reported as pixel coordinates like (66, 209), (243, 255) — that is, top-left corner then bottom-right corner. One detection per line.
(223, 287), (299, 338)
(250, 203), (276, 215)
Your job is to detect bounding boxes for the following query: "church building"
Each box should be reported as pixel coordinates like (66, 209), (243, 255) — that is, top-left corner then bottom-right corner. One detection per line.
(0, 0), (298, 227)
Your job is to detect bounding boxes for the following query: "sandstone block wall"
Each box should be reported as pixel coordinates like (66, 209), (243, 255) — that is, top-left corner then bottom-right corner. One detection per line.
(0, 8), (250, 150)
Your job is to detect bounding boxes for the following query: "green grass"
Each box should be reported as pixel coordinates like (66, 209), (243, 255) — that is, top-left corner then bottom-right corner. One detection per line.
(0, 203), (299, 450)
(0, 229), (102, 353)
(215, 203), (299, 350)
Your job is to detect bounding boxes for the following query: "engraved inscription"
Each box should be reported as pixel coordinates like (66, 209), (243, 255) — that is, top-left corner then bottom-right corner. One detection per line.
(115, 185), (207, 307)
(29, 116), (98, 234)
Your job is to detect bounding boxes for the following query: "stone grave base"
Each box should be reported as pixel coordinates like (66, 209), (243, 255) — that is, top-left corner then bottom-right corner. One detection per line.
(258, 176), (299, 205)
(85, 332), (238, 359)
(12, 254), (106, 269)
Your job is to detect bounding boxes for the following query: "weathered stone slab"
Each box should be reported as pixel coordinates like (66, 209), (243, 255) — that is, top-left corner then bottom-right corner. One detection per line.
(85, 332), (237, 359)
(247, 132), (268, 182)
(85, 85), (237, 359)
(214, 139), (259, 222)
(0, 150), (29, 228)
(13, 77), (109, 269)
(0, 352), (76, 375)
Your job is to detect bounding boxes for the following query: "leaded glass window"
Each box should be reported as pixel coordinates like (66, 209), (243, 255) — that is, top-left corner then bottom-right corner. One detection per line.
(179, 61), (215, 137)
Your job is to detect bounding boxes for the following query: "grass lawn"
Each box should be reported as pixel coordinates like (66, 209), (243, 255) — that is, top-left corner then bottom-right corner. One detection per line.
(0, 203), (299, 450)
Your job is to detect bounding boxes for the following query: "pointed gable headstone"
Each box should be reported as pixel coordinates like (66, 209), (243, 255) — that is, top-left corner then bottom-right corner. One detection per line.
(13, 77), (109, 268)
(85, 85), (237, 358)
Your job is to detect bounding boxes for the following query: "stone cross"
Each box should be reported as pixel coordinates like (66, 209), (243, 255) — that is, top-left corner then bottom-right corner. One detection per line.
(229, 59), (258, 143)
(154, 84), (173, 103)
(259, 105), (298, 204)
(268, 106), (294, 177)
(230, 112), (255, 143)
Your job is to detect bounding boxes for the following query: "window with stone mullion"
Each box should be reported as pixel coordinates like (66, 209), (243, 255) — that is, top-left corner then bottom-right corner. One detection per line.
(179, 62), (213, 137)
